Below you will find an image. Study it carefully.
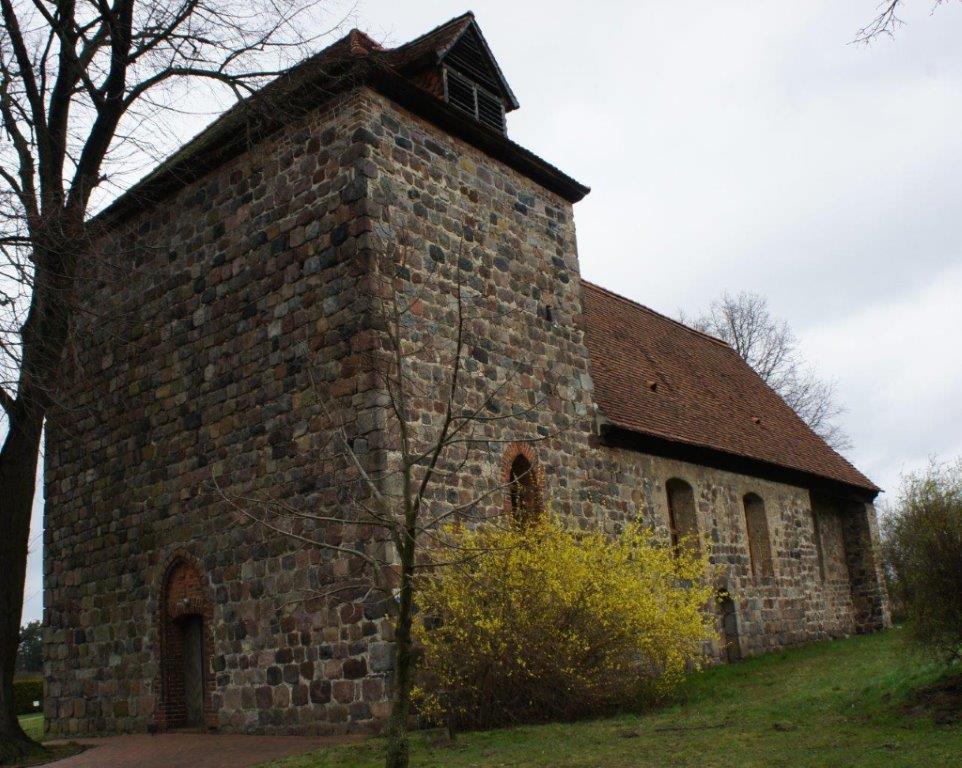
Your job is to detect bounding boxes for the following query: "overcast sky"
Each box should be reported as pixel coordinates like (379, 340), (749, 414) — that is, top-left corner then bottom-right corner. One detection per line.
(21, 0), (962, 623)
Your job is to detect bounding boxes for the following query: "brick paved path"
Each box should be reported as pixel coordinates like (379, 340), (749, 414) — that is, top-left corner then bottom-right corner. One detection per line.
(45, 733), (359, 767)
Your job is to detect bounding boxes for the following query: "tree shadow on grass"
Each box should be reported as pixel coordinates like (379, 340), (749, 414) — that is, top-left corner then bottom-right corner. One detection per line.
(903, 673), (962, 726)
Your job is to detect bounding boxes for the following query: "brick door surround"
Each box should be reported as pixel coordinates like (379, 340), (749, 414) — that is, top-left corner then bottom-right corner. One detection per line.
(157, 552), (216, 731)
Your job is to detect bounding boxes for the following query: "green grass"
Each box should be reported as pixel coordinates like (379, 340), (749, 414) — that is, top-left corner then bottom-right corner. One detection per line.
(8, 714), (85, 766)
(260, 629), (962, 767)
(18, 713), (44, 743)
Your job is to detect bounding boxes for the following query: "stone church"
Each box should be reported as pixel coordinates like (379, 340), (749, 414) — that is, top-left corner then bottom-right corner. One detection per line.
(43, 13), (889, 736)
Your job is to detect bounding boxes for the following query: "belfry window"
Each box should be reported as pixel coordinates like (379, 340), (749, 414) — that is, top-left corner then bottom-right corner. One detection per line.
(443, 67), (506, 133)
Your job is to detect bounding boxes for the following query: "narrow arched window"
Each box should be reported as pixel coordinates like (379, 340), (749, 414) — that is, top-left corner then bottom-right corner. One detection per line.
(509, 454), (539, 524)
(502, 443), (543, 525)
(743, 493), (774, 580)
(666, 478), (698, 555)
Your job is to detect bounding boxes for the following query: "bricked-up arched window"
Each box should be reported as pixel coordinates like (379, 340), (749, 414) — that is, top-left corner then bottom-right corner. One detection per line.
(666, 478), (699, 555)
(717, 589), (742, 663)
(811, 510), (827, 581)
(743, 493), (774, 580)
(502, 443), (542, 525)
(158, 556), (213, 731)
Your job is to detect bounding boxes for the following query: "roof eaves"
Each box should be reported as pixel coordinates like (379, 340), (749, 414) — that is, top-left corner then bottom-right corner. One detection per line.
(598, 417), (880, 498)
(91, 52), (368, 228)
(92, 51), (588, 228)
(367, 66), (586, 199)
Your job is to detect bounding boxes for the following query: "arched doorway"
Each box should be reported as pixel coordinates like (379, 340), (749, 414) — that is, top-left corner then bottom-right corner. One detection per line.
(717, 591), (741, 663)
(159, 557), (211, 729)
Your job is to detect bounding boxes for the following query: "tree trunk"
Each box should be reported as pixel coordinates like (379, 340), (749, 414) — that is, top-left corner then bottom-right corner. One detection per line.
(384, 539), (415, 768)
(0, 229), (82, 757)
(0, 412), (44, 760)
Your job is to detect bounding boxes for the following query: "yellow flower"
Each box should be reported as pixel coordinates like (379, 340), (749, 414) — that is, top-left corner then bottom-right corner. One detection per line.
(412, 514), (716, 728)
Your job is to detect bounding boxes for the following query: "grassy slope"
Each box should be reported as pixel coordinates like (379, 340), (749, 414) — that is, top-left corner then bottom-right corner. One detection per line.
(262, 629), (962, 767)
(12, 714), (85, 766)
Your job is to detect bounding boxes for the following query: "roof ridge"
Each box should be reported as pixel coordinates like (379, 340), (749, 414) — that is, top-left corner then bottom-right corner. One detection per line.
(389, 11), (474, 53)
(345, 28), (382, 54)
(581, 279), (731, 349)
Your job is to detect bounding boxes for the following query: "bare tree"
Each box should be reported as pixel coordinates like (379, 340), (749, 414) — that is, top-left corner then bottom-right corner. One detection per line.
(216, 235), (546, 768)
(687, 292), (851, 452)
(855, 0), (955, 42)
(0, 0), (350, 757)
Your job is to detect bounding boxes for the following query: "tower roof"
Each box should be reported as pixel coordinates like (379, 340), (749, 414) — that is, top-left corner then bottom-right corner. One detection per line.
(95, 13), (588, 227)
(384, 12), (519, 110)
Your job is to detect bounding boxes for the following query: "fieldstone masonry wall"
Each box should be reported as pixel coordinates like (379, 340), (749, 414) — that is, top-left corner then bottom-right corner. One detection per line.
(593, 450), (886, 657)
(358, 90), (599, 530)
(44, 85), (889, 738)
(45, 90), (396, 737)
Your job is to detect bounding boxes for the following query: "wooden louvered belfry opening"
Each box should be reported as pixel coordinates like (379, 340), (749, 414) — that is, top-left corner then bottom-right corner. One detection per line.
(441, 26), (508, 133)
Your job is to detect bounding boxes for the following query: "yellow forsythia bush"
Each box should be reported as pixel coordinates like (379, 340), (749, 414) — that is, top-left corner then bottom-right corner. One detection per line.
(413, 516), (715, 729)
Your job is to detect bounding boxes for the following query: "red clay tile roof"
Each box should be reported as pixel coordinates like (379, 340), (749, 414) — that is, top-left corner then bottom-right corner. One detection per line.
(383, 13), (475, 70)
(580, 281), (878, 493)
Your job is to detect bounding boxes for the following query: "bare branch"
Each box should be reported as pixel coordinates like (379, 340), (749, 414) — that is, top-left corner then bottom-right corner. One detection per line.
(853, 0), (951, 44)
(211, 473), (382, 568)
